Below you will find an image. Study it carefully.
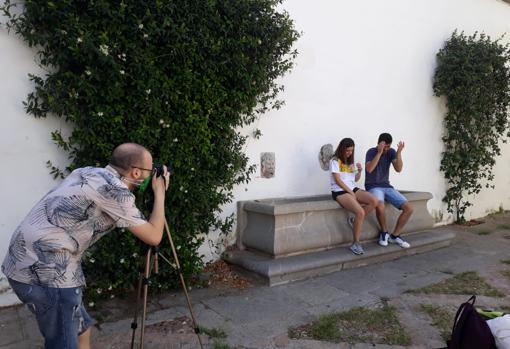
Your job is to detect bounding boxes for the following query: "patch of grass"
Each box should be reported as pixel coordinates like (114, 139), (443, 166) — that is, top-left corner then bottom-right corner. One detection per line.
(308, 313), (343, 342)
(476, 230), (491, 236)
(406, 271), (505, 297)
(289, 302), (411, 346)
(501, 270), (510, 281)
(212, 341), (231, 349)
(419, 304), (454, 341)
(498, 224), (510, 231)
(501, 259), (510, 265)
(199, 326), (227, 339)
(501, 305), (510, 313)
(487, 205), (506, 218)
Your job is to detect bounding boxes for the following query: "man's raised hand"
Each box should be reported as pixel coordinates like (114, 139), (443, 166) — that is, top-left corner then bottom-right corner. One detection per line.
(377, 141), (386, 154)
(397, 141), (405, 153)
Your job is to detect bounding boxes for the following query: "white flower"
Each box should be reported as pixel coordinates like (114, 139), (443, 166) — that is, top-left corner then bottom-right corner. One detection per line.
(61, 30), (68, 35)
(88, 302), (95, 307)
(191, 168), (195, 171)
(120, 258), (125, 264)
(146, 89), (151, 95)
(96, 288), (102, 294)
(110, 295), (115, 299)
(118, 53), (127, 61)
(138, 24), (144, 29)
(89, 258), (95, 263)
(257, 39), (262, 45)
(85, 70), (92, 76)
(120, 70), (125, 75)
(159, 119), (164, 124)
(108, 285), (112, 291)
(97, 112), (104, 117)
(164, 123), (170, 128)
(179, 186), (184, 191)
(173, 138), (178, 142)
(132, 252), (138, 258)
(99, 44), (109, 55)
(143, 34), (149, 39)
(77, 37), (83, 43)
(176, 245), (181, 250)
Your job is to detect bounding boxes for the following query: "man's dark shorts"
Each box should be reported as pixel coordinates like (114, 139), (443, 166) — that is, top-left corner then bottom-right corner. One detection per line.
(8, 278), (93, 349)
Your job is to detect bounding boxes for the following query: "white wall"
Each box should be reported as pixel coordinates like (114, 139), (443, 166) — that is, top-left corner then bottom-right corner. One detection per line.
(2, 0), (510, 305)
(201, 0), (510, 255)
(0, 19), (71, 305)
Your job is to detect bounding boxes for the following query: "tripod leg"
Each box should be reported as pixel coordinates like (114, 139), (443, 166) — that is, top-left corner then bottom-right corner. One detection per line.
(130, 248), (151, 349)
(164, 219), (204, 349)
(140, 248), (152, 349)
(140, 247), (152, 349)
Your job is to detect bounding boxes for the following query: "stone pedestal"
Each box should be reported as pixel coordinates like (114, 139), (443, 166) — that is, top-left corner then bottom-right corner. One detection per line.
(226, 191), (455, 286)
(237, 191), (434, 257)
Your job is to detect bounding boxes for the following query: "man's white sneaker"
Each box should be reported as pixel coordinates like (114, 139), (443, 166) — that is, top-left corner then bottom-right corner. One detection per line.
(378, 231), (389, 247)
(389, 235), (410, 248)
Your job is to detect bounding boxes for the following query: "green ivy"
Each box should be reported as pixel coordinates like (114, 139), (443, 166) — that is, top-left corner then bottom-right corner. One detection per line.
(433, 31), (510, 223)
(2, 0), (299, 301)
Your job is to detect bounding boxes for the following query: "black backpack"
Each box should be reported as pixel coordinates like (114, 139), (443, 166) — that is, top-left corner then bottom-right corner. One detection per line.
(446, 295), (497, 349)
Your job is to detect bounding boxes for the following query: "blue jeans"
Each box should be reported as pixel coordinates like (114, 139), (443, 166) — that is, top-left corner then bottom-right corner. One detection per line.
(8, 278), (93, 349)
(368, 187), (408, 209)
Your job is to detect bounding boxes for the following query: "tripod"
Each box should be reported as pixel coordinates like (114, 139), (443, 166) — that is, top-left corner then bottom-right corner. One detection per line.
(129, 218), (204, 349)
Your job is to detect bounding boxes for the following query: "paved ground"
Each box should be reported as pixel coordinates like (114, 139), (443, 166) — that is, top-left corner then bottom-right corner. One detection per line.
(1, 212), (510, 349)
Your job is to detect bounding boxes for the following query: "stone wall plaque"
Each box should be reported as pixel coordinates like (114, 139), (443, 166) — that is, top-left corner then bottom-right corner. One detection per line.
(261, 152), (275, 178)
(318, 144), (334, 171)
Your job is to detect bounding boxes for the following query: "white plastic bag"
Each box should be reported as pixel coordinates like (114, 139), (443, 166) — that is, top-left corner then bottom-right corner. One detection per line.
(487, 314), (510, 349)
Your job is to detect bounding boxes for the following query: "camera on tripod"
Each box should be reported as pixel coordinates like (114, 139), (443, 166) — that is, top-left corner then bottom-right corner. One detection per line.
(153, 164), (171, 178)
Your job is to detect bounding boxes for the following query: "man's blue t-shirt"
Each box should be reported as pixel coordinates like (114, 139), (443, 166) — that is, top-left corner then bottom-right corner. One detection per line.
(365, 147), (396, 190)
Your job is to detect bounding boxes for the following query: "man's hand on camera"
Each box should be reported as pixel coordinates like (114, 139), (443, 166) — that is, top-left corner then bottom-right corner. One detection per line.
(152, 166), (170, 195)
(163, 166), (170, 190)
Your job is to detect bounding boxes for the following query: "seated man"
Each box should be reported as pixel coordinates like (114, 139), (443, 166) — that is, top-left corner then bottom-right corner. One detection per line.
(365, 133), (414, 248)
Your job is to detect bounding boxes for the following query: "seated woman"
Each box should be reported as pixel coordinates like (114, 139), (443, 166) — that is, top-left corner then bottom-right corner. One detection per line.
(330, 138), (378, 255)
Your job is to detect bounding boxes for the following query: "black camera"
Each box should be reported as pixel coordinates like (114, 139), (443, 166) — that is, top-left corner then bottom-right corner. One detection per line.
(153, 164), (171, 178)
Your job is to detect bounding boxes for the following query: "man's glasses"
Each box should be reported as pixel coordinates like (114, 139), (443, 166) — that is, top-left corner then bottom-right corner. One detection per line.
(131, 165), (153, 173)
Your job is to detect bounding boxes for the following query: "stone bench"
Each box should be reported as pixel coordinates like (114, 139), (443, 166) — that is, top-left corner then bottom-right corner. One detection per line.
(224, 191), (455, 285)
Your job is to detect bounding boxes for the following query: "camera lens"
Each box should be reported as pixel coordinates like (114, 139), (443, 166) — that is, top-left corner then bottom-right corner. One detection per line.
(153, 164), (171, 177)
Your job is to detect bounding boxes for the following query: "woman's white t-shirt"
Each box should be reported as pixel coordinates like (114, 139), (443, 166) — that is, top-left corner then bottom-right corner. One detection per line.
(330, 158), (357, 192)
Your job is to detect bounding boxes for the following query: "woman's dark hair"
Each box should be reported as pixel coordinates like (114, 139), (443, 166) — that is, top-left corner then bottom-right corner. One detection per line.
(334, 138), (355, 165)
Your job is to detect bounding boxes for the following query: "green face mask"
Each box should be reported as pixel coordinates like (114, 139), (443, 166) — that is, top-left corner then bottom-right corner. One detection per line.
(138, 175), (152, 194)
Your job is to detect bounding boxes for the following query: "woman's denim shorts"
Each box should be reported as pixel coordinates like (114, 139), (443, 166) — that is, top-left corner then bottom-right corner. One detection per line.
(8, 278), (93, 349)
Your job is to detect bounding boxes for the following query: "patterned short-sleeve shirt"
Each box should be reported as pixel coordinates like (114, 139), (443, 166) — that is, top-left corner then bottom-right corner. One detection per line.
(1, 165), (147, 288)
